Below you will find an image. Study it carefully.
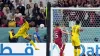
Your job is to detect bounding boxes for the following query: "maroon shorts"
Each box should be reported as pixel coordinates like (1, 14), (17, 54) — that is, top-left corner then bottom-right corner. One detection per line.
(54, 38), (63, 48)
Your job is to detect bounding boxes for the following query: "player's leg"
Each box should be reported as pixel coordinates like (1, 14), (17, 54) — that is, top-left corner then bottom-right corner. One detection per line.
(76, 42), (81, 56)
(59, 44), (65, 56)
(61, 44), (65, 56)
(25, 37), (39, 50)
(71, 37), (77, 56)
(56, 42), (62, 56)
(54, 39), (63, 56)
(74, 46), (78, 56)
(74, 38), (81, 56)
(73, 42), (77, 56)
(58, 40), (65, 56)
(77, 46), (81, 56)
(62, 36), (67, 56)
(74, 46), (80, 56)
(23, 34), (39, 50)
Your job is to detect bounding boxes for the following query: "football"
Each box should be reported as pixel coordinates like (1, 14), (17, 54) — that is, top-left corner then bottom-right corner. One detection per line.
(40, 24), (44, 29)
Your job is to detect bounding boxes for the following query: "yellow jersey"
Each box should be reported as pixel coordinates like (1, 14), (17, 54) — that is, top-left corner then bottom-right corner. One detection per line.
(17, 21), (30, 34)
(71, 25), (80, 37)
(9, 31), (14, 39)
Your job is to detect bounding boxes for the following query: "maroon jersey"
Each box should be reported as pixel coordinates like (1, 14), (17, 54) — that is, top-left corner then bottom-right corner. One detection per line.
(54, 27), (65, 56)
(54, 27), (62, 40)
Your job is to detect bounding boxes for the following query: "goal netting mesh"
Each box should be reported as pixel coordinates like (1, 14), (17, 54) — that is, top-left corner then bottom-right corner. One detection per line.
(51, 8), (100, 43)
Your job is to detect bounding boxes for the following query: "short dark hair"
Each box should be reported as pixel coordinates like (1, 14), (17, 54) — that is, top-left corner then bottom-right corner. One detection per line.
(11, 29), (14, 31)
(76, 20), (80, 25)
(55, 23), (59, 26)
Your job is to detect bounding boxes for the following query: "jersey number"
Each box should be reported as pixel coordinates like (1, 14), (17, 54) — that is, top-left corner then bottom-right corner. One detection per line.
(54, 31), (58, 38)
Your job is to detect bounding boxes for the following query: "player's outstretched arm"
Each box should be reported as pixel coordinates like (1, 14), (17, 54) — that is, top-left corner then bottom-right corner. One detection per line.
(79, 28), (83, 32)
(62, 30), (70, 35)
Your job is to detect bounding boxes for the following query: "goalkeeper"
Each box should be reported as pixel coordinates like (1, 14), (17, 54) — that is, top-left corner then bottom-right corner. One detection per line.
(13, 18), (39, 50)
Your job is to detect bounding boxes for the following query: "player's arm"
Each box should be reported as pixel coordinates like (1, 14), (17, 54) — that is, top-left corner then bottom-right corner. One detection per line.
(61, 26), (70, 34)
(79, 27), (83, 32)
(61, 30), (70, 35)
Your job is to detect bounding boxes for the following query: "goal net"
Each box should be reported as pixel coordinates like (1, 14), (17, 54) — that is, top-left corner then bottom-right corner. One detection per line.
(51, 8), (100, 43)
(50, 8), (100, 56)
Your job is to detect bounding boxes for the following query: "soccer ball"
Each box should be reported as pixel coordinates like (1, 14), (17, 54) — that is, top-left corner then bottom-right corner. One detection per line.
(40, 24), (44, 29)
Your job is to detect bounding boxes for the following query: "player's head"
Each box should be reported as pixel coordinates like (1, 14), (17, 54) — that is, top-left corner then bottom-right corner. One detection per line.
(55, 23), (59, 27)
(76, 20), (80, 25)
(15, 17), (20, 22)
(11, 29), (14, 33)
